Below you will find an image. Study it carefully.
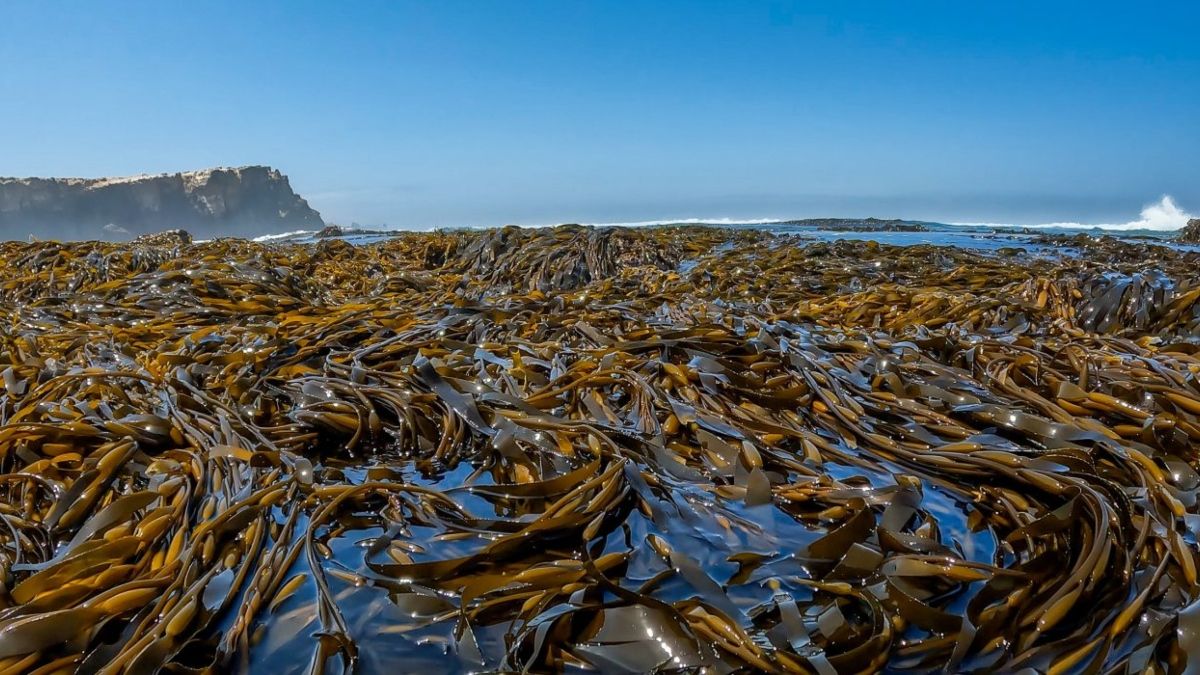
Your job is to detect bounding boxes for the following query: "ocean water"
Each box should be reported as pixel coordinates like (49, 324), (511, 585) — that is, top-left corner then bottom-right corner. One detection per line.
(246, 194), (1198, 252)
(255, 196), (1197, 252)
(263, 221), (1200, 257)
(758, 222), (1200, 254)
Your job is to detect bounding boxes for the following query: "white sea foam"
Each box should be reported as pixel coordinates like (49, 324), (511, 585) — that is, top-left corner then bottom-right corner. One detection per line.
(954, 196), (1193, 232)
(251, 229), (315, 242)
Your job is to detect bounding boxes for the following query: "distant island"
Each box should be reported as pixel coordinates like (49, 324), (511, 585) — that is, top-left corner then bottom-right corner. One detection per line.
(0, 166), (324, 241)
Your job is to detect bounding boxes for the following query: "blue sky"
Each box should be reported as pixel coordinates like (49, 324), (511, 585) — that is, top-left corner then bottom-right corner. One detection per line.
(2, 1), (1197, 228)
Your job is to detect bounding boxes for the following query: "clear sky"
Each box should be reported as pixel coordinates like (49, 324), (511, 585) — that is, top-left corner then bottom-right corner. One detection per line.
(2, 1), (1197, 228)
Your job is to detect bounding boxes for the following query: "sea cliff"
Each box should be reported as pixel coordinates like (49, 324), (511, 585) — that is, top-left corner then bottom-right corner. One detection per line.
(0, 166), (323, 240)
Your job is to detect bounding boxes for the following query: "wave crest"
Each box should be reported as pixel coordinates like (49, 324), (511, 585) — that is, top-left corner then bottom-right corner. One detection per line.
(957, 196), (1194, 232)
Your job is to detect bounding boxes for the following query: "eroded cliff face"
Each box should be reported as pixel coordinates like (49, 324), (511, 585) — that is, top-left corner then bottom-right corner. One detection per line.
(0, 166), (324, 241)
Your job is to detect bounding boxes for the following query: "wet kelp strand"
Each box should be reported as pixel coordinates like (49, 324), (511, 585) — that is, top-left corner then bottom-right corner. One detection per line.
(1, 226), (1200, 673)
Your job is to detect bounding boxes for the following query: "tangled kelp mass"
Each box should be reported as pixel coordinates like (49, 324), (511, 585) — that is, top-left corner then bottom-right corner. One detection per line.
(2, 227), (1200, 674)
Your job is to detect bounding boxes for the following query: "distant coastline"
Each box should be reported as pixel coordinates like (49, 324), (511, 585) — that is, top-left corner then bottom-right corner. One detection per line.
(0, 166), (1194, 242)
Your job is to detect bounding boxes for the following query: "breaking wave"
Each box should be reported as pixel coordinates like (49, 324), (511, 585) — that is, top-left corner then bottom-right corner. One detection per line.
(251, 229), (317, 242)
(955, 196), (1193, 232)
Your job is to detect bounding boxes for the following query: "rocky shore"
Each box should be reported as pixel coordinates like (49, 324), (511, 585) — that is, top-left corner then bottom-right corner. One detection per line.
(1178, 218), (1200, 243)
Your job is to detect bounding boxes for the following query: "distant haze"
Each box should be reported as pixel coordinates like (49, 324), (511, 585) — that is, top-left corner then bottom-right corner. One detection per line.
(1, 2), (1196, 229)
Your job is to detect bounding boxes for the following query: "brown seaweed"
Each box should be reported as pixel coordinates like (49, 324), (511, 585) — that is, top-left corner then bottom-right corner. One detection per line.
(0, 226), (1199, 673)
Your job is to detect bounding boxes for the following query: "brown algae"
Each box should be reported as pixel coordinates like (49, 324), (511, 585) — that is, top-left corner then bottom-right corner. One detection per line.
(0, 226), (1199, 672)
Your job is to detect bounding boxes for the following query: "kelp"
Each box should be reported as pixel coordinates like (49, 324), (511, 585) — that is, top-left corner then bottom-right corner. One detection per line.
(0, 226), (1199, 673)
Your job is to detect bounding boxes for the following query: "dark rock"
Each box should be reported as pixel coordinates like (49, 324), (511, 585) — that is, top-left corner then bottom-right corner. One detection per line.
(318, 225), (345, 238)
(133, 229), (192, 247)
(775, 217), (930, 232)
(0, 166), (324, 241)
(313, 238), (354, 256)
(1179, 219), (1200, 244)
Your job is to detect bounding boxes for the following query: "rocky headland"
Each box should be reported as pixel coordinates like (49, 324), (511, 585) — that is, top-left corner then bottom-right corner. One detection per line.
(0, 166), (323, 241)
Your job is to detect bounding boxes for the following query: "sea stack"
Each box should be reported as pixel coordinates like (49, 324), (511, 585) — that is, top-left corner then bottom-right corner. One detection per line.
(1179, 218), (1200, 244)
(0, 166), (324, 241)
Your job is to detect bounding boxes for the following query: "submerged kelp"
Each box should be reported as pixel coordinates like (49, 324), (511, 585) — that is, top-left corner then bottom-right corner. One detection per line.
(1, 227), (1200, 673)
